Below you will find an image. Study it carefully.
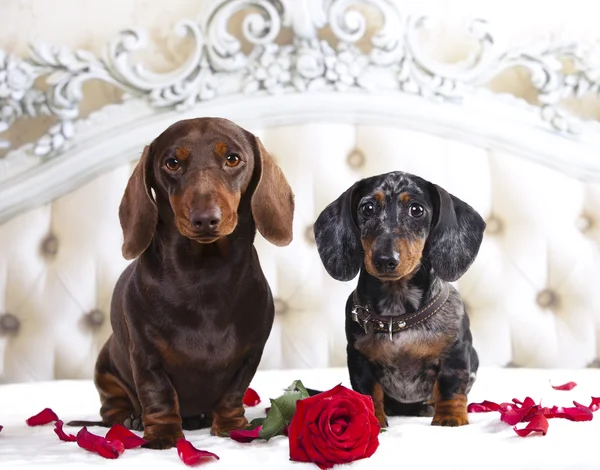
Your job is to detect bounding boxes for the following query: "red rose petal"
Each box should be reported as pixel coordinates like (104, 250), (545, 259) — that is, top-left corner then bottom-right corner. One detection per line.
(289, 399), (315, 463)
(26, 408), (59, 426)
(500, 397), (539, 425)
(229, 426), (262, 443)
(551, 381), (577, 391)
(467, 400), (500, 413)
(588, 397), (600, 412)
(76, 427), (124, 459)
(54, 420), (77, 442)
(514, 414), (549, 437)
(544, 405), (593, 422)
(105, 423), (147, 449)
(176, 438), (219, 466)
(242, 388), (261, 407)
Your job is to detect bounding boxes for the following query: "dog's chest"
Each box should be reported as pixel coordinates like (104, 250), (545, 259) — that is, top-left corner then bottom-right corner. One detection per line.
(156, 323), (243, 371)
(355, 328), (451, 403)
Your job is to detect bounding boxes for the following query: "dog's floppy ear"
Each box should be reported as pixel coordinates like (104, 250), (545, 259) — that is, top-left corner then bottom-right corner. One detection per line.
(313, 182), (362, 282)
(250, 137), (295, 246)
(119, 145), (158, 260)
(424, 183), (486, 282)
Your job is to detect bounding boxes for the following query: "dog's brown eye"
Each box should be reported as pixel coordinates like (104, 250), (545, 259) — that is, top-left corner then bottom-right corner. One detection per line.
(361, 202), (375, 217)
(165, 158), (180, 171)
(225, 154), (240, 167)
(409, 203), (424, 218)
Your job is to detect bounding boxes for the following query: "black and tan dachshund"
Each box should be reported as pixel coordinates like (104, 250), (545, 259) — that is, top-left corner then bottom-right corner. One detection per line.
(313, 171), (486, 427)
(68, 117), (294, 449)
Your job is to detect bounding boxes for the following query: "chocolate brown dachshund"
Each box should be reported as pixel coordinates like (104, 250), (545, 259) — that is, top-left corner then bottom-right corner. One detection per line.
(68, 118), (294, 449)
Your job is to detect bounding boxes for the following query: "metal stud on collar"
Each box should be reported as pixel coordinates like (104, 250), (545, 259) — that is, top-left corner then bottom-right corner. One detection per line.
(362, 315), (371, 334)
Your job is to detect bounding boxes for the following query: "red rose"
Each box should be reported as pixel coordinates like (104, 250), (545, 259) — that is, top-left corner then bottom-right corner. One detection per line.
(288, 384), (380, 469)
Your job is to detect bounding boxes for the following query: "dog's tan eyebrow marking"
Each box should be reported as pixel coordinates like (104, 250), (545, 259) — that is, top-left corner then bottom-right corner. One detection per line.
(374, 191), (385, 203)
(399, 192), (411, 203)
(215, 142), (228, 157)
(175, 147), (190, 160)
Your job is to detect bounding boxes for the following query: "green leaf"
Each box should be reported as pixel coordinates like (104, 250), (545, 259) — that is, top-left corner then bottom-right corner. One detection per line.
(288, 380), (310, 399)
(258, 391), (304, 441)
(379, 428), (387, 433)
(248, 417), (265, 430)
(259, 399), (285, 440)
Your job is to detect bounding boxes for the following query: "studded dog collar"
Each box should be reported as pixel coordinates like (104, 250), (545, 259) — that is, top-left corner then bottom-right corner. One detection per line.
(351, 283), (450, 340)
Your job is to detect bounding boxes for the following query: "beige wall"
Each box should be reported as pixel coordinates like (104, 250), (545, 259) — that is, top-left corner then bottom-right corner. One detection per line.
(1, 0), (600, 154)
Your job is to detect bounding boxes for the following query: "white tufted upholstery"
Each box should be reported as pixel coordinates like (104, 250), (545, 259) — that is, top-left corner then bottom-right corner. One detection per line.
(1, 121), (599, 383)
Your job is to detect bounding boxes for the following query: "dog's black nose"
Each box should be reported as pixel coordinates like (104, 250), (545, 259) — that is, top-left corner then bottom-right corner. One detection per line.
(190, 208), (221, 231)
(373, 252), (399, 274)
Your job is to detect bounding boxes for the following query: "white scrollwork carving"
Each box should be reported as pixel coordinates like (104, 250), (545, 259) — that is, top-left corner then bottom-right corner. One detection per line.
(1, 0), (599, 161)
(205, 0), (285, 72)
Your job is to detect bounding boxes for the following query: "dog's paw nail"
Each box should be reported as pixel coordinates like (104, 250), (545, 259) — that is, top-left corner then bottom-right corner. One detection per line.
(375, 414), (388, 428)
(124, 415), (144, 431)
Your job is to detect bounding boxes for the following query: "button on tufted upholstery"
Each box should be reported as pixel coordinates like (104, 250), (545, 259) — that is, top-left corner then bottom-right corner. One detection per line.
(485, 216), (503, 235)
(0, 124), (599, 382)
(536, 289), (559, 310)
(304, 225), (316, 244)
(273, 298), (289, 316)
(41, 233), (59, 257)
(576, 214), (593, 233)
(347, 149), (366, 169)
(84, 309), (105, 329)
(0, 313), (20, 335)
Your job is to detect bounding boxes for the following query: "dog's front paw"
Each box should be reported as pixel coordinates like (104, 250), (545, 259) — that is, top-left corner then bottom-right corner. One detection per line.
(210, 416), (248, 437)
(431, 413), (469, 427)
(211, 405), (248, 437)
(375, 411), (388, 428)
(141, 424), (184, 450)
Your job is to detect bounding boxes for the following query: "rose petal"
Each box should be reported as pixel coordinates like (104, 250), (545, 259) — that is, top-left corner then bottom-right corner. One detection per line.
(0, 425), (3, 433)
(243, 388), (261, 407)
(499, 402), (517, 412)
(589, 397), (600, 412)
(467, 400), (500, 413)
(76, 427), (125, 459)
(105, 423), (147, 449)
(513, 414), (549, 437)
(288, 399), (314, 464)
(229, 426), (262, 443)
(544, 405), (593, 422)
(551, 381), (577, 391)
(500, 397), (539, 425)
(54, 420), (77, 442)
(26, 408), (59, 426)
(176, 438), (219, 466)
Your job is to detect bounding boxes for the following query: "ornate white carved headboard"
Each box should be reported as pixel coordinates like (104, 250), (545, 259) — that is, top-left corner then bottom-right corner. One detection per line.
(1, 0), (599, 384)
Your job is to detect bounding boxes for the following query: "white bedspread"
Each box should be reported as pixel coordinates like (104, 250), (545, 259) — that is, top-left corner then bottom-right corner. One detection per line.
(1, 367), (599, 469)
